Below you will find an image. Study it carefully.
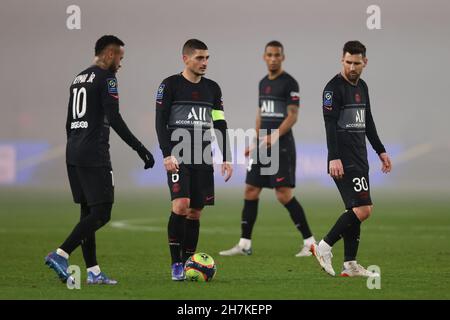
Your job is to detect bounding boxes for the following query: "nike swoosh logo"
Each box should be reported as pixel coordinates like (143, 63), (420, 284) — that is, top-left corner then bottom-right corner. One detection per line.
(276, 177), (285, 182)
(110, 94), (119, 99)
(323, 106), (332, 111)
(206, 196), (214, 201)
(156, 101), (162, 104)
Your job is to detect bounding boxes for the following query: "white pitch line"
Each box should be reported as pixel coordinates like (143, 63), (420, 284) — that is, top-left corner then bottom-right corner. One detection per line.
(110, 221), (165, 233)
(110, 219), (238, 235)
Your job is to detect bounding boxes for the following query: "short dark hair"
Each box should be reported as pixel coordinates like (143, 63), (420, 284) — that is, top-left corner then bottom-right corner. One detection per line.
(343, 41), (366, 57)
(265, 40), (284, 52)
(95, 35), (124, 56)
(182, 39), (208, 55)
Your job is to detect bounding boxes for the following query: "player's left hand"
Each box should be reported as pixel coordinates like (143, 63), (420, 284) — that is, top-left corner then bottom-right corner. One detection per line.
(221, 162), (233, 182)
(137, 146), (155, 169)
(379, 152), (392, 173)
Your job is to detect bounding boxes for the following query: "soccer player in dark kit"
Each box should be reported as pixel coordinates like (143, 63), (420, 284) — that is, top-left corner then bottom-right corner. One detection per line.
(310, 41), (392, 277)
(220, 41), (316, 257)
(44, 35), (155, 285)
(155, 39), (233, 280)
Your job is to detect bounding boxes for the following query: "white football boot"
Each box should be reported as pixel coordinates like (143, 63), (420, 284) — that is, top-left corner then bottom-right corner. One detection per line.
(340, 261), (380, 277)
(310, 242), (336, 276)
(219, 244), (252, 256)
(295, 244), (313, 257)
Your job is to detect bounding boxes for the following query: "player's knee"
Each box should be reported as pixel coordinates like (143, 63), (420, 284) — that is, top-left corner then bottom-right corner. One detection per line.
(187, 209), (201, 220)
(275, 188), (292, 205)
(363, 205), (373, 219)
(366, 205), (373, 218)
(172, 198), (190, 215)
(102, 212), (111, 225)
(275, 192), (290, 205)
(91, 203), (112, 227)
(354, 205), (372, 221)
(245, 185), (260, 200)
(101, 204), (112, 225)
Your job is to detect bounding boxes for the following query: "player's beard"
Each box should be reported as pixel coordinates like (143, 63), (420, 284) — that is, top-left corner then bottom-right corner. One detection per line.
(109, 64), (119, 74)
(347, 71), (360, 82)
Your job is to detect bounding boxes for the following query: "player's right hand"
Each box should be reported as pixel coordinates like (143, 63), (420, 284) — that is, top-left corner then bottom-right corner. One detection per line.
(329, 159), (344, 180)
(379, 152), (392, 173)
(137, 146), (155, 169)
(164, 156), (179, 173)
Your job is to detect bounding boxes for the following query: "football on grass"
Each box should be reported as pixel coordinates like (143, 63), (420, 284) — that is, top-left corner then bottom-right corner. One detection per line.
(184, 253), (217, 282)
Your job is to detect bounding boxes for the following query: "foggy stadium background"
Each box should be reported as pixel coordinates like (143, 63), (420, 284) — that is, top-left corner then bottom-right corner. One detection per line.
(1, 0), (449, 197)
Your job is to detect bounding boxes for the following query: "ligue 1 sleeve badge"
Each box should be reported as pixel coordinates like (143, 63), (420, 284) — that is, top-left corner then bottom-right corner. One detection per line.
(107, 78), (118, 94)
(323, 91), (333, 110)
(324, 91), (333, 106)
(156, 83), (165, 100)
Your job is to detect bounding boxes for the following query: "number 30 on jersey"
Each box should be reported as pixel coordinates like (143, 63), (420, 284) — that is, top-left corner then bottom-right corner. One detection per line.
(353, 177), (368, 192)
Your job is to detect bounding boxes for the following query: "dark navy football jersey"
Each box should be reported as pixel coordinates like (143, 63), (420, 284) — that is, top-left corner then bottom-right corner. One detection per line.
(155, 73), (224, 169)
(322, 73), (385, 172)
(258, 72), (300, 137)
(66, 65), (120, 167)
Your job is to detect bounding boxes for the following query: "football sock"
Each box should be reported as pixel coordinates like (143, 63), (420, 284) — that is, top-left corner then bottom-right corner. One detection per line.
(168, 212), (185, 264)
(87, 265), (101, 276)
(238, 238), (251, 250)
(343, 260), (357, 269)
(60, 203), (112, 255)
(323, 209), (360, 247)
(318, 239), (332, 252)
(79, 203), (97, 268)
(303, 236), (316, 247)
(56, 248), (69, 259)
(241, 199), (259, 239)
(182, 218), (200, 264)
(343, 214), (361, 262)
(284, 197), (313, 239)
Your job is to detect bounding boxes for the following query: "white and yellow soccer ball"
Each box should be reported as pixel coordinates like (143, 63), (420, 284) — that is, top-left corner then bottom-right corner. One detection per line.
(184, 253), (217, 282)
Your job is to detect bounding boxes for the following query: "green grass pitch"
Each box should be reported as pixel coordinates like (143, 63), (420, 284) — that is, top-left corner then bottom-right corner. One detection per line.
(0, 189), (449, 299)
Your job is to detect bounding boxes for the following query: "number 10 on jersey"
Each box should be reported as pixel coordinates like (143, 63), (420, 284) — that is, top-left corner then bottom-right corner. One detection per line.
(72, 87), (87, 119)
